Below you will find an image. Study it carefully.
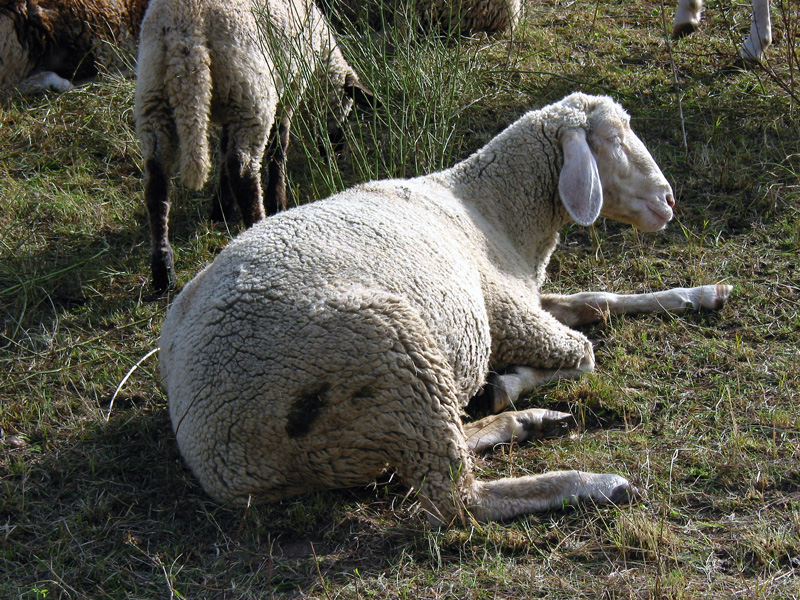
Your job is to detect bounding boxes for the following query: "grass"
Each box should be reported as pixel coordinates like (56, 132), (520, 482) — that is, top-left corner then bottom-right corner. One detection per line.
(1, 0), (799, 598)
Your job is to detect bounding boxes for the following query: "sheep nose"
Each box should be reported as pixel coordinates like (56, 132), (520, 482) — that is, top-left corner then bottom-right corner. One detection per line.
(665, 192), (675, 208)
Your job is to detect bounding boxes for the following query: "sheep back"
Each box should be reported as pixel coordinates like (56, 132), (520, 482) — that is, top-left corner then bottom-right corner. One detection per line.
(416, 0), (521, 35)
(319, 0), (520, 35)
(161, 185), (493, 503)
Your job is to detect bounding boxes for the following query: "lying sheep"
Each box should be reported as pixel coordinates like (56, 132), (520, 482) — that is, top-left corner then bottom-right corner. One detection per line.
(134, 0), (374, 292)
(160, 93), (732, 525)
(0, 0), (148, 95)
(673, 0), (772, 62)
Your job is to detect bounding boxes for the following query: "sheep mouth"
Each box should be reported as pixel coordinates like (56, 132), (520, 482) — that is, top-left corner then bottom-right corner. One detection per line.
(650, 203), (673, 223)
(634, 198), (673, 232)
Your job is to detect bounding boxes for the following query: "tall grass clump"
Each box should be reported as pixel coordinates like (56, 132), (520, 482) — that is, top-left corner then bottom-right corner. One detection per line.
(254, 0), (505, 206)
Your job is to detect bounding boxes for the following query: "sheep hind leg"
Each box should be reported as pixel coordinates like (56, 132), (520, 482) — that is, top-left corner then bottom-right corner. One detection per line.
(264, 117), (291, 216)
(144, 156), (175, 292)
(210, 127), (239, 224)
(224, 151), (265, 228)
(466, 470), (637, 523)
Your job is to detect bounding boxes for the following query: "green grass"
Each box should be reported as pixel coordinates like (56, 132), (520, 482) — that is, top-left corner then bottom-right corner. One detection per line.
(2, 0), (799, 598)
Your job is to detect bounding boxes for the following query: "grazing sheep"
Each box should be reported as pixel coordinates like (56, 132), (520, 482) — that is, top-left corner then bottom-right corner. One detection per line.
(160, 92), (731, 525)
(415, 0), (520, 34)
(673, 0), (772, 62)
(319, 0), (520, 36)
(134, 0), (374, 292)
(0, 0), (148, 95)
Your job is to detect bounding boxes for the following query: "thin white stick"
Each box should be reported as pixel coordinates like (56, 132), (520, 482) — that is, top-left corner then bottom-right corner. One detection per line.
(106, 347), (160, 421)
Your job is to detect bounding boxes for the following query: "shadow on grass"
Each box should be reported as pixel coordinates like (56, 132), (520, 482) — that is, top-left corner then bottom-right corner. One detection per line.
(1, 404), (432, 597)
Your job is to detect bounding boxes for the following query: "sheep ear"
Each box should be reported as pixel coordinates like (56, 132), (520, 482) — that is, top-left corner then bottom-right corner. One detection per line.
(558, 128), (602, 226)
(344, 72), (380, 110)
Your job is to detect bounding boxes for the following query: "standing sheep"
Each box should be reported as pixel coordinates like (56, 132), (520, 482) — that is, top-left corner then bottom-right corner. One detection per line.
(0, 0), (148, 95)
(673, 0), (772, 63)
(415, 0), (520, 35)
(319, 0), (520, 36)
(160, 93), (731, 525)
(134, 0), (374, 292)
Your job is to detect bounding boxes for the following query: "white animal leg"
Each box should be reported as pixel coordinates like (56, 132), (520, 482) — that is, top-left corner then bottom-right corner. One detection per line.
(464, 408), (574, 453)
(465, 470), (636, 522)
(17, 71), (74, 94)
(740, 0), (772, 62)
(489, 289), (597, 373)
(540, 284), (733, 328)
(474, 360), (593, 414)
(672, 0), (704, 38)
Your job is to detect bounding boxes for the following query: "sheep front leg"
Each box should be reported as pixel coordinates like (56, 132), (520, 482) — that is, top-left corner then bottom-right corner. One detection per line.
(473, 361), (593, 414)
(540, 284), (733, 328)
(481, 295), (595, 411)
(490, 298), (594, 370)
(464, 408), (575, 453)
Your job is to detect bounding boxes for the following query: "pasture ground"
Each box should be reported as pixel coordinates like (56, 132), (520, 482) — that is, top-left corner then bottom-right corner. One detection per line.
(1, 0), (799, 598)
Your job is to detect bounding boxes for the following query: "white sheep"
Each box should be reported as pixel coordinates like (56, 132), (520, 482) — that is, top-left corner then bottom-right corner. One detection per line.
(160, 92), (732, 525)
(0, 0), (148, 95)
(673, 0), (772, 63)
(134, 0), (374, 291)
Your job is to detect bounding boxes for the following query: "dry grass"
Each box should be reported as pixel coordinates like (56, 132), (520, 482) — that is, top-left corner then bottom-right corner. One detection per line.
(1, 0), (799, 598)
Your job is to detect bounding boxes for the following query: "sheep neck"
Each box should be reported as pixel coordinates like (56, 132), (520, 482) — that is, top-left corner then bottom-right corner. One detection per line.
(441, 112), (572, 285)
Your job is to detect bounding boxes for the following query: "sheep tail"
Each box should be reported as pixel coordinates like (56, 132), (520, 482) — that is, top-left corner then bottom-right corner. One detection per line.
(164, 21), (213, 190)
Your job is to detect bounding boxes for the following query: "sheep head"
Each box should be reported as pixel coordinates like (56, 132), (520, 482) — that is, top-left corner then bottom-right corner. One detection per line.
(558, 94), (675, 233)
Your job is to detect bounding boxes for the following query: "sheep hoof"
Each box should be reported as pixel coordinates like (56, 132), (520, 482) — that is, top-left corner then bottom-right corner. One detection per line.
(151, 255), (176, 293)
(467, 373), (511, 416)
(520, 408), (575, 439)
(582, 473), (640, 507)
(608, 482), (640, 505)
(671, 21), (698, 39)
(697, 284), (733, 311)
(712, 284), (733, 308)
